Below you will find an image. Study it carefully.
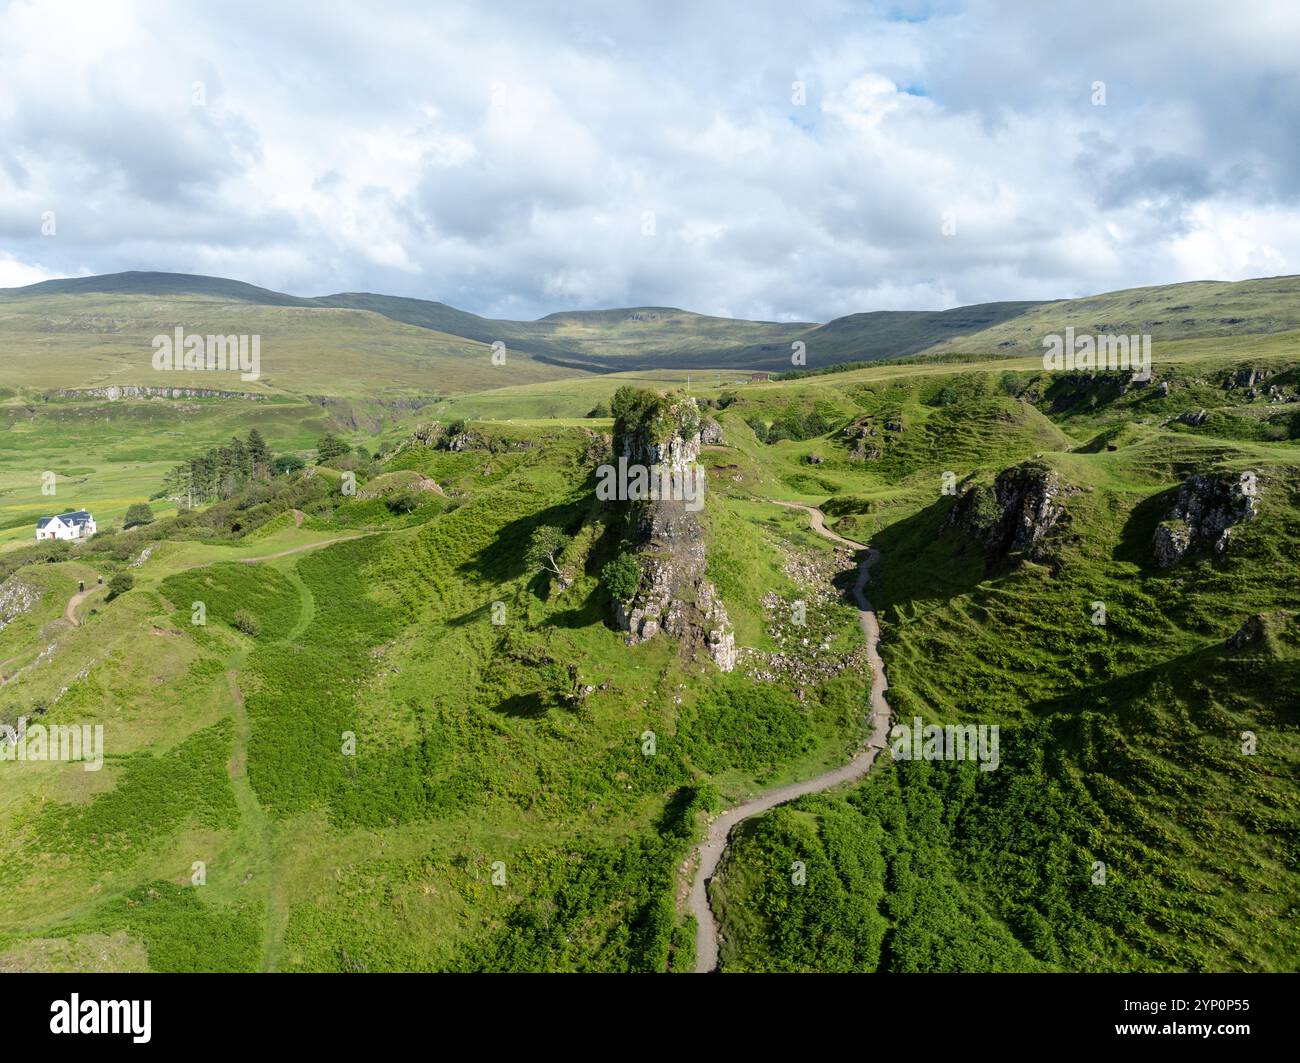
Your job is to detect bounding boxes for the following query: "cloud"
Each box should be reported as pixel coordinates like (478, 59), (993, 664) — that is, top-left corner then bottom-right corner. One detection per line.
(0, 0), (1298, 320)
(0, 252), (64, 288)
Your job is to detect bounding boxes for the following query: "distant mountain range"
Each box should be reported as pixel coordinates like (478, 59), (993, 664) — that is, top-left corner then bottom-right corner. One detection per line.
(3, 270), (1298, 396)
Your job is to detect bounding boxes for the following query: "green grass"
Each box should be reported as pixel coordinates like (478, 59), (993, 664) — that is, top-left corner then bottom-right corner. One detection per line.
(0, 296), (1296, 972)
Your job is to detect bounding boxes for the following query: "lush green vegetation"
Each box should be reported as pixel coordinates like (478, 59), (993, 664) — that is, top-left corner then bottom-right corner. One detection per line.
(0, 273), (1297, 972)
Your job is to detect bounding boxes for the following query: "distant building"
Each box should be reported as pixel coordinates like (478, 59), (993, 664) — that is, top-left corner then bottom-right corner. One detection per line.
(749, 372), (771, 382)
(35, 510), (97, 541)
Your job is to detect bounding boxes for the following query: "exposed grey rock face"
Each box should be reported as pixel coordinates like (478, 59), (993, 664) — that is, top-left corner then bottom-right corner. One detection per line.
(1152, 520), (1193, 568)
(942, 462), (1078, 565)
(699, 417), (724, 445)
(0, 576), (43, 634)
(51, 385), (264, 401)
(841, 414), (898, 462)
(1176, 409), (1209, 426)
(1225, 611), (1290, 652)
(1152, 470), (1260, 568)
(613, 396), (736, 671)
(1226, 367), (1272, 389)
(1226, 613), (1267, 649)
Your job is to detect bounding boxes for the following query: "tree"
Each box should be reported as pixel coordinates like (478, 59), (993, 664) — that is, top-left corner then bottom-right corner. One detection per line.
(525, 525), (569, 580)
(317, 434), (350, 462)
(246, 428), (271, 473)
(123, 502), (154, 529)
(601, 552), (641, 602)
(274, 454), (305, 474)
(107, 572), (134, 599)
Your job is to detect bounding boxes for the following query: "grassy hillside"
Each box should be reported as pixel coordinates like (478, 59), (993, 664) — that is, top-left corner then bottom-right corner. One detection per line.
(0, 273), (1296, 973)
(697, 364), (1300, 973)
(923, 274), (1300, 360)
(0, 290), (569, 399)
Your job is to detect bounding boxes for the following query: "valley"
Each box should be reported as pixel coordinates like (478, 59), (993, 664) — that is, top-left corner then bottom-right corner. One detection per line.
(0, 271), (1296, 973)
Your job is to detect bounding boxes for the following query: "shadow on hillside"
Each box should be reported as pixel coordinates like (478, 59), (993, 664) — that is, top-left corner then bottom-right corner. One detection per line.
(1114, 486), (1178, 567)
(461, 498), (590, 582)
(492, 691), (552, 718)
(863, 494), (995, 618)
(549, 582), (608, 629)
(1022, 639), (1299, 738)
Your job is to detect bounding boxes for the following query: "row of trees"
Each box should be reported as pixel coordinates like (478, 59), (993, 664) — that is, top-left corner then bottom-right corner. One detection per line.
(161, 429), (271, 506)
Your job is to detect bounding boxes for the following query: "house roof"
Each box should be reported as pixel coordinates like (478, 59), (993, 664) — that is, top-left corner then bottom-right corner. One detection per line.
(36, 510), (93, 528)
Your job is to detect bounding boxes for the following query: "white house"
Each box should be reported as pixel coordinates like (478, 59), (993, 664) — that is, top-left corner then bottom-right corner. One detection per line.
(35, 510), (97, 541)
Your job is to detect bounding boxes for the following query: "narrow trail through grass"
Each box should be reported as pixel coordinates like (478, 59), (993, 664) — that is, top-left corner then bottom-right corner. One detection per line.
(222, 555), (319, 971)
(688, 498), (894, 972)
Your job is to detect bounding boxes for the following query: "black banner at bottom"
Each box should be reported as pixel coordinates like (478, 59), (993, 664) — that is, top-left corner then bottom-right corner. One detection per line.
(1, 971), (1291, 1050)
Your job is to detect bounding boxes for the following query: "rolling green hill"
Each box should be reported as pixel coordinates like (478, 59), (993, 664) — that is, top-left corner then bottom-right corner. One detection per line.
(0, 270), (1297, 973)
(5, 271), (1300, 387)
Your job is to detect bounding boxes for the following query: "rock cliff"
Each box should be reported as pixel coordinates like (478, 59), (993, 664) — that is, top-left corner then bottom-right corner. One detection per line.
(608, 392), (736, 671)
(942, 461), (1078, 566)
(1152, 471), (1260, 568)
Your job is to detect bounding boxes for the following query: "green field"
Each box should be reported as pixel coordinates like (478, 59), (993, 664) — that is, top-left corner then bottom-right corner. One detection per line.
(0, 272), (1296, 972)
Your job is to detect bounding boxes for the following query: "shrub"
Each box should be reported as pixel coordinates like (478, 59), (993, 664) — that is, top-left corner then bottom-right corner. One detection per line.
(601, 552), (641, 602)
(385, 489), (423, 515)
(316, 434), (350, 462)
(107, 571), (134, 599)
(232, 609), (260, 636)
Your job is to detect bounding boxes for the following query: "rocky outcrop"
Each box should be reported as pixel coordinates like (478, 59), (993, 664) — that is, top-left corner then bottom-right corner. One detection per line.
(1224, 367), (1273, 390)
(1175, 409), (1209, 427)
(1152, 471), (1260, 568)
(700, 417), (724, 445)
(0, 576), (42, 634)
(942, 462), (1078, 566)
(50, 385), (265, 401)
(841, 414), (901, 462)
(609, 394), (736, 671)
(1225, 610), (1290, 653)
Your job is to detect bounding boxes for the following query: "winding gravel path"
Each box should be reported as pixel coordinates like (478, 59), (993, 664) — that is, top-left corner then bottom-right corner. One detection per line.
(688, 500), (892, 973)
(63, 581), (104, 627)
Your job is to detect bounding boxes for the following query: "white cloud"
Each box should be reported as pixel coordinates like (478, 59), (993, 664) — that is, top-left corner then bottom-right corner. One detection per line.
(0, 253), (63, 288)
(0, 0), (1298, 319)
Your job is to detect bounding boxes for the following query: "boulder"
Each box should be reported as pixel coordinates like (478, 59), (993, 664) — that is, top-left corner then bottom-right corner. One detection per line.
(699, 417), (725, 445)
(942, 462), (1078, 566)
(1151, 471), (1260, 568)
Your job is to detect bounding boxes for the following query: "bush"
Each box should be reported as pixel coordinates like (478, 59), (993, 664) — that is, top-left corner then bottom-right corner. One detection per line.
(601, 552), (641, 602)
(107, 571), (134, 599)
(232, 609), (260, 636)
(385, 489), (423, 515)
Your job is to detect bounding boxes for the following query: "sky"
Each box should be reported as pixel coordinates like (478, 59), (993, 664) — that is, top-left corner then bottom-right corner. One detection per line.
(1, 0), (1298, 322)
